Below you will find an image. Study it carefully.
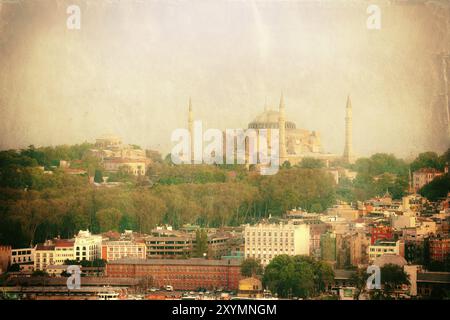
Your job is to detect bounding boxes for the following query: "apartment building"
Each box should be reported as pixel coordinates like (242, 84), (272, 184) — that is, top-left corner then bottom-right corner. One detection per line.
(244, 222), (310, 266)
(34, 245), (56, 271)
(54, 240), (75, 264)
(10, 248), (34, 265)
(101, 240), (147, 261)
(368, 240), (405, 262)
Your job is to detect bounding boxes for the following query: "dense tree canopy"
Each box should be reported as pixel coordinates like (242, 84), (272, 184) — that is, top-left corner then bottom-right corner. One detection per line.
(263, 255), (334, 298)
(240, 258), (263, 278)
(1, 144), (448, 248)
(419, 173), (450, 201)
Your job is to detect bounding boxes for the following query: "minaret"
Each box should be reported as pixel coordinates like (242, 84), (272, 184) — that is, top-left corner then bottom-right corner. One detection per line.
(278, 92), (287, 165)
(408, 167), (413, 194)
(188, 97), (194, 163)
(343, 95), (354, 164)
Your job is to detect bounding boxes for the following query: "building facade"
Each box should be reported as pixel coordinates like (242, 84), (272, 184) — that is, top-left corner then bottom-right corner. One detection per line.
(106, 258), (242, 291)
(74, 230), (102, 261)
(429, 238), (450, 262)
(368, 240), (405, 262)
(0, 246), (11, 273)
(413, 168), (443, 192)
(10, 248), (34, 266)
(244, 222), (310, 266)
(102, 240), (147, 262)
(34, 245), (56, 271)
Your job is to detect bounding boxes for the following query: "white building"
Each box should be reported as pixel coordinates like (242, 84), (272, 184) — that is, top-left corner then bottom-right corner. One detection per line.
(74, 230), (103, 261)
(391, 213), (416, 230)
(244, 222), (310, 266)
(368, 240), (404, 262)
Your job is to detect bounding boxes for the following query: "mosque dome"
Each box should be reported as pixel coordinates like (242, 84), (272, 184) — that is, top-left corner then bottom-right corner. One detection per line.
(248, 109), (296, 129)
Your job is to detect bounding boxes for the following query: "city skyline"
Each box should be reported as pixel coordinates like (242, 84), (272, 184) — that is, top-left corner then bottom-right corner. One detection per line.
(0, 1), (449, 158)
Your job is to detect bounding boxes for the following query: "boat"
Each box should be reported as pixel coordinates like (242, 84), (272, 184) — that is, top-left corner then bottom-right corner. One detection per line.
(97, 286), (120, 300)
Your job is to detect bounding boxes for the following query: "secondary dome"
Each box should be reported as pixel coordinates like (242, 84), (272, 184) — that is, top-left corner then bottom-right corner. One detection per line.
(248, 110), (296, 129)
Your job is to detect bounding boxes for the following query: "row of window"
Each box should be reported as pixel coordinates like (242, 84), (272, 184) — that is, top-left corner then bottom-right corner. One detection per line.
(12, 250), (32, 256)
(369, 248), (395, 253)
(246, 231), (295, 237)
(111, 266), (233, 273)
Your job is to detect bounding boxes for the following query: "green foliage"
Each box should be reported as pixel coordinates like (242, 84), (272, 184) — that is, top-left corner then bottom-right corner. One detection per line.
(298, 157), (325, 169)
(378, 263), (410, 298)
(194, 229), (208, 258)
(64, 259), (106, 268)
(350, 268), (370, 300)
(336, 177), (356, 203)
(146, 150), (163, 163)
(0, 163), (337, 246)
(240, 258), (263, 277)
(106, 167), (135, 183)
(155, 164), (227, 185)
(350, 153), (409, 200)
(97, 208), (122, 232)
(6, 144), (447, 251)
(119, 213), (136, 232)
(281, 161), (291, 169)
(94, 170), (103, 183)
(263, 255), (334, 298)
(419, 173), (450, 201)
(7, 264), (21, 272)
(32, 270), (49, 277)
(253, 168), (336, 216)
(410, 152), (445, 172)
(310, 203), (323, 213)
(355, 153), (408, 177)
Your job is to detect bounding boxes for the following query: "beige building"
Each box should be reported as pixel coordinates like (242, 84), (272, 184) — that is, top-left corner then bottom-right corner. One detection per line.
(327, 203), (359, 221)
(349, 232), (370, 266)
(391, 213), (417, 231)
(416, 218), (437, 238)
(101, 240), (147, 262)
(244, 222), (310, 266)
(89, 134), (151, 177)
(238, 277), (263, 298)
(34, 240), (75, 271)
(413, 168), (443, 192)
(46, 265), (68, 277)
(54, 240), (75, 265)
(103, 158), (148, 176)
(34, 245), (56, 271)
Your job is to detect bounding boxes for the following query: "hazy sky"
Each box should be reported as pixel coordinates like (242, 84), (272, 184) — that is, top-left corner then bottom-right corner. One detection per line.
(0, 0), (449, 159)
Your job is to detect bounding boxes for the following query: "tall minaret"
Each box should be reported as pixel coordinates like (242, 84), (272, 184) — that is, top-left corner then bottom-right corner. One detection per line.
(408, 167), (413, 194)
(343, 95), (354, 164)
(188, 97), (194, 163)
(278, 92), (287, 165)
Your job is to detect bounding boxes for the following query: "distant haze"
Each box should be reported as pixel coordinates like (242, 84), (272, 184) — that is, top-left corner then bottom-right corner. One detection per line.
(0, 0), (449, 159)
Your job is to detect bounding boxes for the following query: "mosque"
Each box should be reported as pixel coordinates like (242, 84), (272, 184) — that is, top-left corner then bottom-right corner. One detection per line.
(186, 93), (355, 166)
